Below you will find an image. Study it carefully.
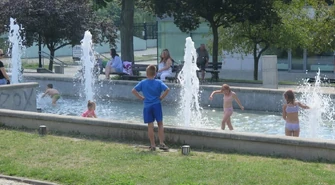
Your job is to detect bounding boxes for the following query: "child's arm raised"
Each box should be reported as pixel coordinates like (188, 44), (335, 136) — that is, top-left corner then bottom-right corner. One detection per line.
(297, 102), (310, 109)
(209, 90), (223, 100)
(131, 88), (145, 101)
(160, 88), (170, 100)
(232, 93), (244, 110)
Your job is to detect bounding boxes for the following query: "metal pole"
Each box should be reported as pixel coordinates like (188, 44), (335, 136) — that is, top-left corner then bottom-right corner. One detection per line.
(38, 33), (42, 68)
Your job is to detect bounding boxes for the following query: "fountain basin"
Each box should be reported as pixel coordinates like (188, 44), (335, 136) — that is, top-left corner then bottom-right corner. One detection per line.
(0, 82), (38, 111)
(24, 75), (335, 112)
(1, 108), (335, 162)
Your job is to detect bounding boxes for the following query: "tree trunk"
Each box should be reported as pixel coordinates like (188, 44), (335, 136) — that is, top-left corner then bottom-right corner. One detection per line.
(211, 24), (219, 70)
(253, 44), (258, 80)
(120, 0), (134, 63)
(49, 49), (55, 71)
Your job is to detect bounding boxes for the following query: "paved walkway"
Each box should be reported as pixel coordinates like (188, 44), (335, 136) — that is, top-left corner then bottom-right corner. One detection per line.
(0, 174), (58, 185)
(4, 47), (335, 94)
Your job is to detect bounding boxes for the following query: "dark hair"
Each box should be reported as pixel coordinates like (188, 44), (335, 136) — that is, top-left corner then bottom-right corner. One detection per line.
(87, 100), (95, 108)
(111, 49), (119, 59)
(146, 65), (156, 77)
(47, 84), (53, 88)
(284, 90), (295, 104)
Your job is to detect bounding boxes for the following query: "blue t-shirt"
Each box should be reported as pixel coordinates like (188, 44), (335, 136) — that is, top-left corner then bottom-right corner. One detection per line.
(134, 79), (168, 107)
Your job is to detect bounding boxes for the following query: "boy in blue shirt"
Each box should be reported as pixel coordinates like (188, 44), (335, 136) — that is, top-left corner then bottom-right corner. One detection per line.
(132, 65), (170, 151)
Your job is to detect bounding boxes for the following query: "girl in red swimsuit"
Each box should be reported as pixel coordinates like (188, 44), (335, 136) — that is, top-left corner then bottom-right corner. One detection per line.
(82, 100), (97, 118)
(209, 84), (244, 130)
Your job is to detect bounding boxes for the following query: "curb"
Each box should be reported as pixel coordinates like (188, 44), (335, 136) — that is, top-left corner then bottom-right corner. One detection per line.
(0, 174), (59, 185)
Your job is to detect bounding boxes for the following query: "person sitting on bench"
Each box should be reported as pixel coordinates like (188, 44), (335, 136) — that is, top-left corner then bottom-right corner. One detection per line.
(156, 49), (173, 82)
(105, 49), (123, 79)
(196, 44), (209, 82)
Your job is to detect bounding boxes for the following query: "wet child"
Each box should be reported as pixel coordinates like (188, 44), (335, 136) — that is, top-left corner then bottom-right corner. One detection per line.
(132, 65), (170, 151)
(82, 100), (97, 118)
(41, 84), (60, 105)
(209, 84), (244, 130)
(282, 90), (309, 137)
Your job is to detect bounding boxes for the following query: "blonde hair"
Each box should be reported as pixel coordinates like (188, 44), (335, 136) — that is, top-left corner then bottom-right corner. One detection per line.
(222, 84), (231, 92)
(160, 49), (171, 62)
(146, 65), (156, 77)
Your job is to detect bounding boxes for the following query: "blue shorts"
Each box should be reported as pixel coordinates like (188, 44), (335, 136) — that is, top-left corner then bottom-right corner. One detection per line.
(143, 103), (163, 123)
(0, 78), (6, 85)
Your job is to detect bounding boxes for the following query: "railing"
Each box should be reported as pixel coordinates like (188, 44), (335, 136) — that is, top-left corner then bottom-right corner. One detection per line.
(133, 22), (157, 40)
(39, 51), (68, 67)
(38, 51), (68, 73)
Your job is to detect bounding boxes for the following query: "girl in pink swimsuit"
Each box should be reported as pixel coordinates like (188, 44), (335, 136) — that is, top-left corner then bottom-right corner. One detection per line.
(82, 100), (97, 118)
(282, 90), (309, 137)
(209, 84), (244, 130)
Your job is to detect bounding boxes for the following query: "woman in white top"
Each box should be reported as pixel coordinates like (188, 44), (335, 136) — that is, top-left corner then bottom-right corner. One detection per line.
(156, 49), (173, 81)
(105, 49), (123, 79)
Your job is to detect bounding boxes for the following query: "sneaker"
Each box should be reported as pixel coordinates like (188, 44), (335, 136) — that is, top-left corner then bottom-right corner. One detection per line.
(149, 146), (156, 151)
(158, 144), (169, 151)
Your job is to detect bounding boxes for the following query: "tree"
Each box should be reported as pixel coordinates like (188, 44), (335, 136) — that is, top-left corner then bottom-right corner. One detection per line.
(216, 0), (316, 80)
(120, 0), (135, 62)
(141, 0), (287, 76)
(0, 0), (117, 71)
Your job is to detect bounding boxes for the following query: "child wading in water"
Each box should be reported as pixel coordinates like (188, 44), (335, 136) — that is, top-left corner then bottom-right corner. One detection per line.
(209, 84), (244, 130)
(42, 84), (61, 105)
(282, 90), (309, 137)
(82, 100), (97, 118)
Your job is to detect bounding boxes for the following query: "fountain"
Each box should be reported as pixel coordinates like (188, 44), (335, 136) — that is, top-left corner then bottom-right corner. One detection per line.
(79, 31), (96, 102)
(8, 17), (24, 84)
(297, 69), (335, 139)
(177, 37), (203, 127)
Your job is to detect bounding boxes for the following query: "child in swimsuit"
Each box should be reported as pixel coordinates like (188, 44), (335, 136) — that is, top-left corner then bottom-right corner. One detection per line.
(282, 90), (309, 137)
(82, 100), (97, 118)
(209, 84), (244, 130)
(42, 84), (61, 105)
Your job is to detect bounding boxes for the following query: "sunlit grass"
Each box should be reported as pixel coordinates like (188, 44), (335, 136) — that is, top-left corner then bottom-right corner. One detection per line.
(0, 127), (334, 185)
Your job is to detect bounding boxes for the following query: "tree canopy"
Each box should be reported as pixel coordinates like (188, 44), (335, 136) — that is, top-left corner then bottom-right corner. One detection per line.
(0, 0), (117, 71)
(141, 0), (289, 71)
(216, 0), (335, 80)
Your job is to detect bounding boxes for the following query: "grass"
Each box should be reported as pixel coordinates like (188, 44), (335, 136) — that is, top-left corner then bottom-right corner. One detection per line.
(21, 62), (40, 69)
(135, 54), (157, 62)
(0, 127), (334, 185)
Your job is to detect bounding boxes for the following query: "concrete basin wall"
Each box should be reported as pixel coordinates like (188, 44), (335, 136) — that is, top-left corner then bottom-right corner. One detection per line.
(0, 82), (38, 112)
(1, 108), (335, 162)
(24, 76), (335, 112)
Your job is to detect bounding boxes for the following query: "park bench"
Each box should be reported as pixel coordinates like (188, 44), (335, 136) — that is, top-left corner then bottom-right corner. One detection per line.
(306, 77), (335, 83)
(120, 64), (148, 81)
(197, 62), (222, 82)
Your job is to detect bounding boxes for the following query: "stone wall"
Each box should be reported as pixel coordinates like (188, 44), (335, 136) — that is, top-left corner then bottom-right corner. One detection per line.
(1, 108), (335, 162)
(24, 76), (335, 112)
(0, 82), (38, 112)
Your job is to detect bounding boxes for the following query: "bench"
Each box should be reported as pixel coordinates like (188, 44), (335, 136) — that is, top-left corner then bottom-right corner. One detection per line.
(310, 64), (334, 72)
(164, 64), (183, 83)
(197, 62), (222, 82)
(120, 64), (148, 81)
(306, 77), (335, 83)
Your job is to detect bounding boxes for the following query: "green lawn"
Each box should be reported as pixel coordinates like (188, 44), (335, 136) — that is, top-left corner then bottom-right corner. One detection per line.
(0, 127), (334, 185)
